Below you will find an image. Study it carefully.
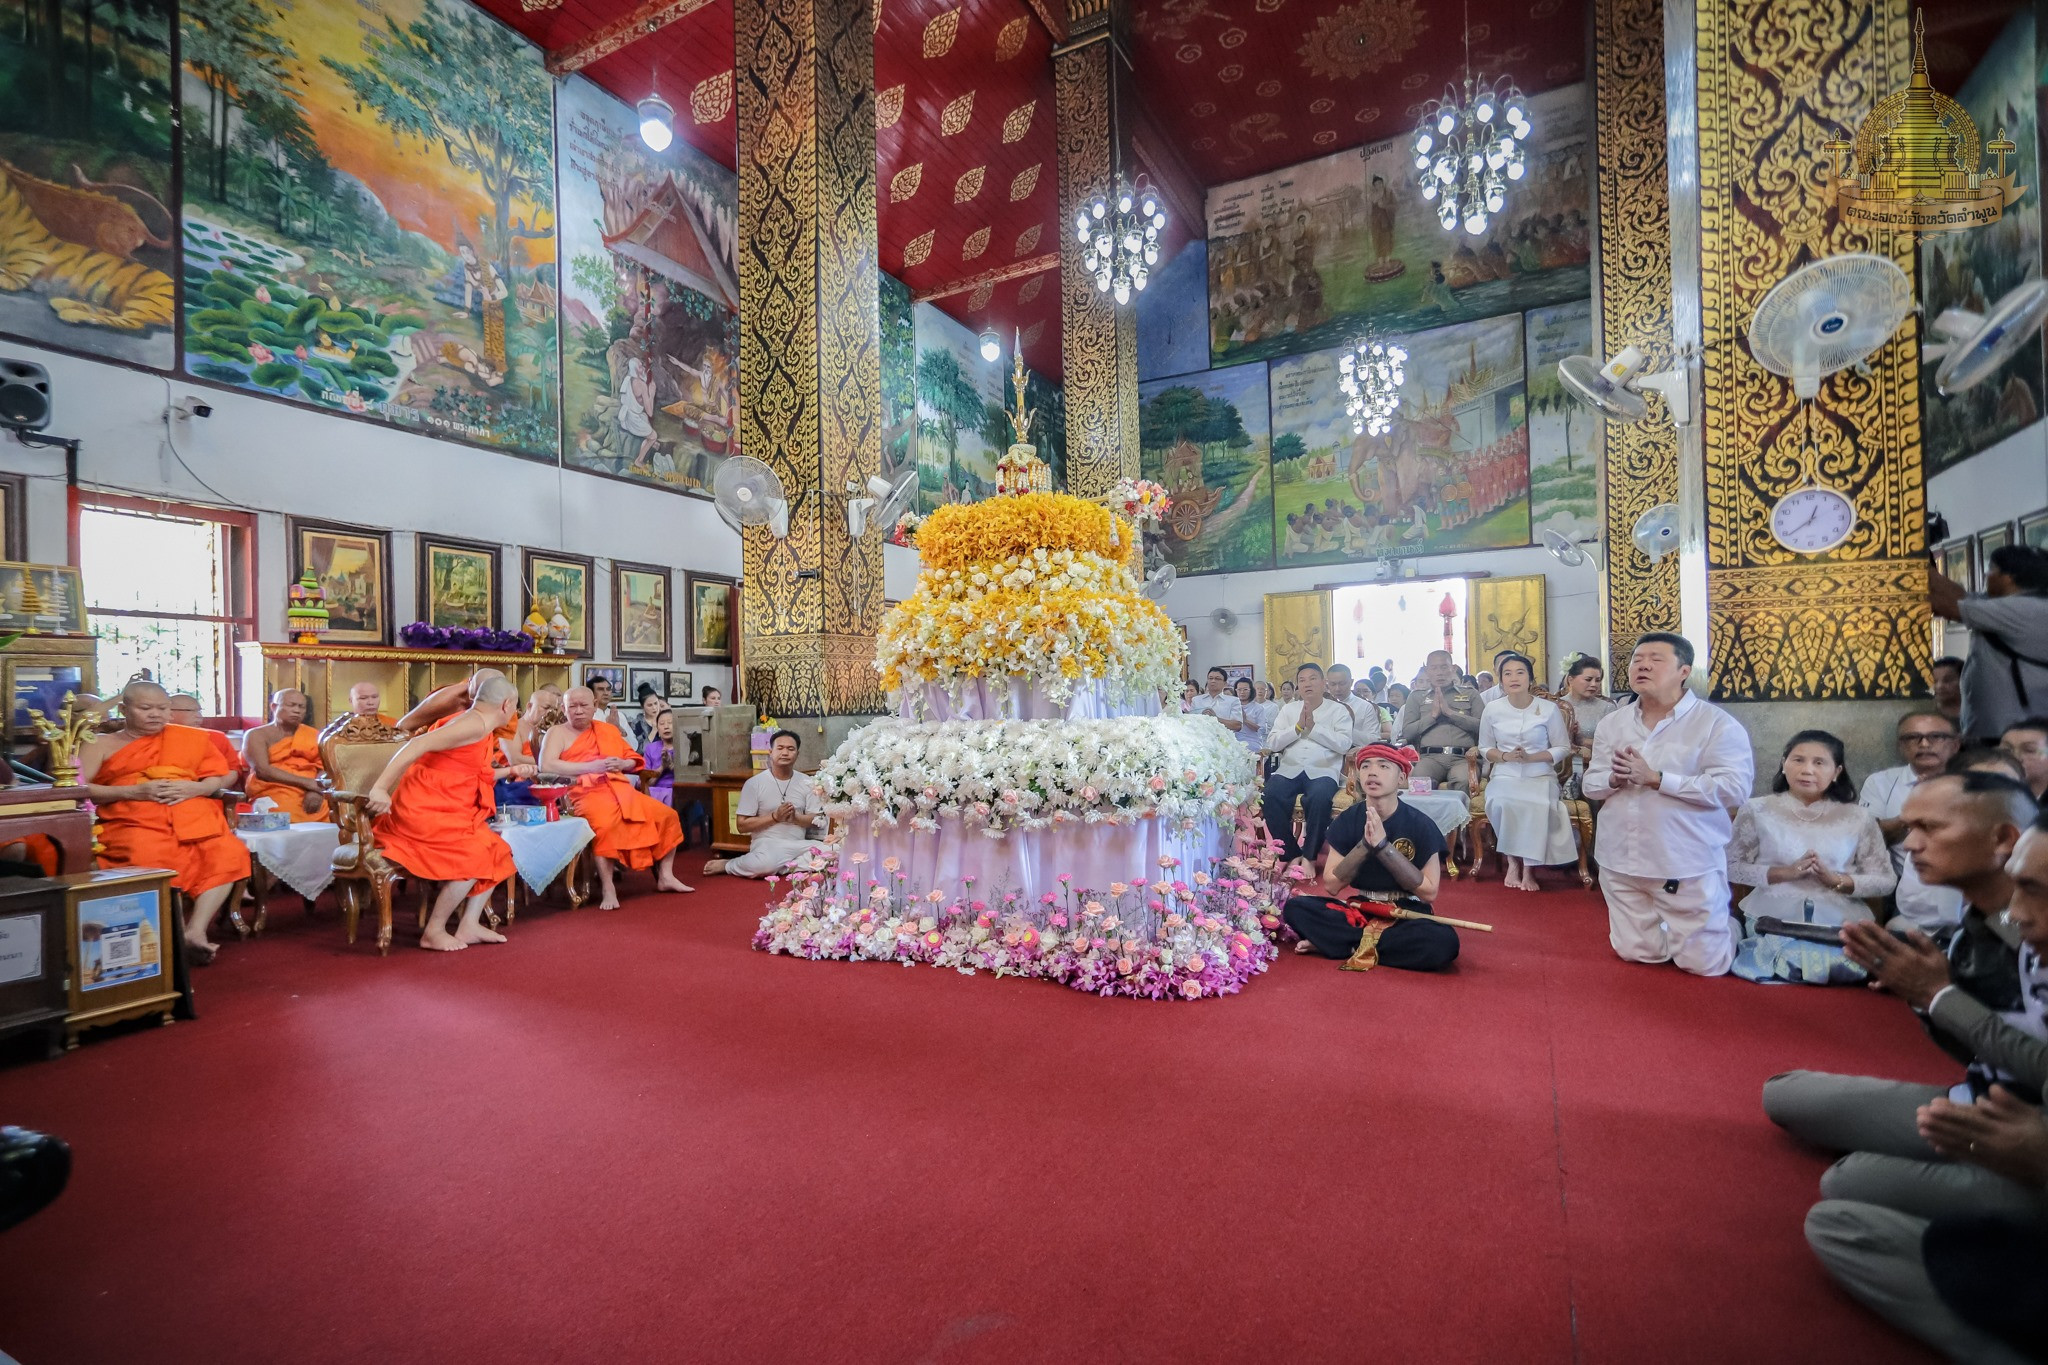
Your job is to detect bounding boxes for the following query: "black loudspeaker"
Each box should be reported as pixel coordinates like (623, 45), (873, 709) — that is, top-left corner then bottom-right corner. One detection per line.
(0, 359), (51, 433)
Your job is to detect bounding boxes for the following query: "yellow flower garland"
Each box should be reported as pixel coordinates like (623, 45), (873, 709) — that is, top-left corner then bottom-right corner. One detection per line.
(877, 585), (1183, 699)
(915, 492), (1130, 571)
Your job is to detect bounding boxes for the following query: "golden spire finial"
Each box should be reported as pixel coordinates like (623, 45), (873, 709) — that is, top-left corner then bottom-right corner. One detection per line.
(1910, 8), (1927, 83)
(1007, 328), (1034, 445)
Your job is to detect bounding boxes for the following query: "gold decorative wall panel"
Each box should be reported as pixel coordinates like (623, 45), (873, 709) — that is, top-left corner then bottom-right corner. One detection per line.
(1053, 34), (1140, 499)
(1263, 590), (1331, 687)
(736, 0), (887, 718)
(1592, 0), (1680, 681)
(1695, 0), (1929, 699)
(1468, 575), (1549, 684)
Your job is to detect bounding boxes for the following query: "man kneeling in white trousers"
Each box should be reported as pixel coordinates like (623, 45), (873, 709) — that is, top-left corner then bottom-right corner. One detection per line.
(704, 729), (828, 878)
(1581, 632), (1754, 976)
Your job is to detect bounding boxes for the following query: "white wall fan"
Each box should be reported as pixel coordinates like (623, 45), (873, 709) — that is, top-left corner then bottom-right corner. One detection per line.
(1924, 278), (2048, 396)
(1747, 252), (1913, 400)
(847, 468), (918, 539)
(1540, 527), (1603, 572)
(1209, 604), (1238, 633)
(1557, 347), (1694, 427)
(1140, 562), (1176, 602)
(712, 456), (790, 539)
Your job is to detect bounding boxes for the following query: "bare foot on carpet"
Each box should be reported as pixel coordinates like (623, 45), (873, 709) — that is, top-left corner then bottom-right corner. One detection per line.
(456, 925), (507, 945)
(420, 929), (468, 952)
(655, 876), (695, 894)
(1293, 939), (1318, 954)
(701, 858), (727, 875)
(597, 891), (621, 910)
(184, 937), (218, 965)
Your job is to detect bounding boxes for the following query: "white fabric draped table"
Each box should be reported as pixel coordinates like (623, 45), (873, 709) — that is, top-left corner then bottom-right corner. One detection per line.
(1403, 791), (1473, 840)
(900, 678), (1161, 722)
(494, 816), (594, 918)
(235, 823), (340, 931)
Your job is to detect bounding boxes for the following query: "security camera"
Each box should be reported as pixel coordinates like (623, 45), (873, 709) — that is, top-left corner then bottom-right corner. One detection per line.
(172, 398), (213, 421)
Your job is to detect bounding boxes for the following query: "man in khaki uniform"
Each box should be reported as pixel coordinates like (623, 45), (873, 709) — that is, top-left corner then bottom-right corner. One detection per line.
(1399, 650), (1480, 791)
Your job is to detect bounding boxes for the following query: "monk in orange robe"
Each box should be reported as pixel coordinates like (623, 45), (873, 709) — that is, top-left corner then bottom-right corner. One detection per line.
(541, 686), (693, 909)
(366, 672), (520, 951)
(167, 693), (246, 779)
(242, 688), (330, 822)
(80, 680), (251, 962)
(346, 681), (396, 727)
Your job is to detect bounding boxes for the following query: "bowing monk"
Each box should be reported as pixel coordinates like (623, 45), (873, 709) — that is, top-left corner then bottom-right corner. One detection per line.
(166, 693), (245, 777)
(365, 671), (520, 951)
(241, 689), (329, 822)
(540, 686), (693, 908)
(79, 680), (251, 962)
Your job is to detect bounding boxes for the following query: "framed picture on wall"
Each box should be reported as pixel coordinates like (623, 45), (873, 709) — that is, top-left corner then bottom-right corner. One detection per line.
(0, 472), (25, 561)
(612, 561), (672, 659)
(289, 519), (390, 645)
(0, 563), (87, 634)
(685, 572), (735, 663)
(666, 670), (694, 703)
(1936, 537), (1975, 592)
(521, 549), (593, 658)
(416, 535), (499, 631)
(628, 667), (668, 703)
(1976, 522), (2015, 583)
(1218, 663), (1254, 689)
(579, 663), (626, 694)
(2019, 509), (2048, 552)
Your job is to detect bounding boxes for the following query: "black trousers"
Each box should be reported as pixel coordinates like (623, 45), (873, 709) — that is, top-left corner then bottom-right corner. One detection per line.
(1263, 771), (1338, 862)
(1281, 894), (1460, 971)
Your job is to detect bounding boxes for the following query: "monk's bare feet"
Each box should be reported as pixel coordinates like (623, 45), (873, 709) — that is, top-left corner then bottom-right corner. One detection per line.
(420, 928), (468, 951)
(656, 875), (694, 894)
(184, 937), (218, 965)
(597, 891), (621, 911)
(456, 924), (507, 945)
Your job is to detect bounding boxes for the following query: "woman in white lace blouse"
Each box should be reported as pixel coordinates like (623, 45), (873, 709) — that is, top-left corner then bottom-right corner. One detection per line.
(1728, 729), (1897, 984)
(1477, 653), (1579, 891)
(1233, 677), (1274, 755)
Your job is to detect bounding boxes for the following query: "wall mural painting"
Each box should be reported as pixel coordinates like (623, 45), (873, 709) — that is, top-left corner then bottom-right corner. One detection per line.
(1138, 361), (1273, 574)
(1206, 83), (1592, 368)
(1524, 298), (1599, 541)
(910, 302), (1063, 513)
(880, 272), (916, 485)
(1922, 9), (2041, 474)
(0, 0), (178, 368)
(177, 0), (558, 455)
(558, 75), (740, 492)
(1269, 312), (1530, 569)
(1137, 238), (1211, 382)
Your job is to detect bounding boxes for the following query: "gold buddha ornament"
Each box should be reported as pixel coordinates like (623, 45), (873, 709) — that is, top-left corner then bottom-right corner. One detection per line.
(1820, 9), (2025, 234)
(994, 331), (1053, 498)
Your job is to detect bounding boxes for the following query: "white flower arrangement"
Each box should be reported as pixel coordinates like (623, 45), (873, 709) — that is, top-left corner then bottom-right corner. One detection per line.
(820, 713), (1256, 834)
(1106, 477), (1173, 531)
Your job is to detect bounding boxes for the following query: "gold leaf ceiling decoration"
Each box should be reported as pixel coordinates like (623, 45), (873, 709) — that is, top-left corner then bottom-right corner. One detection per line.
(968, 281), (994, 309)
(890, 162), (923, 202)
(940, 90), (975, 135)
(962, 225), (992, 260)
(954, 166), (985, 202)
(1014, 222), (1041, 255)
(878, 84), (905, 130)
(691, 70), (733, 125)
(1017, 275), (1044, 304)
(996, 14), (1030, 60)
(1021, 320), (1044, 347)
(1009, 163), (1040, 200)
(1297, 0), (1427, 81)
(904, 230), (935, 267)
(923, 8), (960, 58)
(1002, 100), (1036, 144)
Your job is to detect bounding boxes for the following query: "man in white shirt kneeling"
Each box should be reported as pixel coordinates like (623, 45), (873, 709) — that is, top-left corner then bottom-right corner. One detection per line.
(1582, 632), (1755, 976)
(704, 729), (828, 878)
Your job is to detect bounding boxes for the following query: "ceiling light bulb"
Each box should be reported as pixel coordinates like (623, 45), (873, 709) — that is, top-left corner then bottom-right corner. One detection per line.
(1414, 131), (1433, 155)
(1438, 112), (1456, 135)
(978, 329), (1001, 363)
(637, 93), (674, 151)
(1506, 161), (1526, 180)
(1091, 201), (1106, 219)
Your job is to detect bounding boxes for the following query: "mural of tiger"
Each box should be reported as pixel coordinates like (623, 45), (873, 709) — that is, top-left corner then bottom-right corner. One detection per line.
(0, 160), (174, 333)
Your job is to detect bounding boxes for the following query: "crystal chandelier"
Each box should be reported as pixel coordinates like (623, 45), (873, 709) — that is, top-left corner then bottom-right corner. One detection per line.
(1412, 70), (1531, 236)
(1338, 332), (1408, 436)
(1075, 177), (1166, 306)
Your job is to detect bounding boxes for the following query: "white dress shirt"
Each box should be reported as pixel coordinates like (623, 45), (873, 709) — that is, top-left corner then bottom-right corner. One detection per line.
(1858, 765), (1967, 929)
(1187, 690), (1245, 731)
(1263, 699), (1353, 780)
(1479, 684), (1505, 705)
(1581, 690), (1755, 878)
(1330, 693), (1384, 749)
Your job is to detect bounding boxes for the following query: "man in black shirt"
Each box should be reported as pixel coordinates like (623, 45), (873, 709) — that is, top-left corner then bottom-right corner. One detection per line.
(1281, 743), (1460, 971)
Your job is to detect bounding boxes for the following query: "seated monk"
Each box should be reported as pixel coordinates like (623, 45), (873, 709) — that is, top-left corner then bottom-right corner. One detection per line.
(366, 672), (520, 952)
(492, 684), (558, 805)
(241, 688), (330, 822)
(540, 686), (693, 908)
(166, 693), (245, 778)
(79, 680), (251, 963)
(347, 681), (395, 727)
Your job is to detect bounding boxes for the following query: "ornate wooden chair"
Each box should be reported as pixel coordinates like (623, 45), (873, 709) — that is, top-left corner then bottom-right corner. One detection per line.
(1464, 748), (1493, 878)
(1462, 704), (1596, 887)
(318, 715), (410, 954)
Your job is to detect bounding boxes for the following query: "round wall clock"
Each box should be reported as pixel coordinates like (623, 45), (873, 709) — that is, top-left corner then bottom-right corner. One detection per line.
(1769, 484), (1857, 554)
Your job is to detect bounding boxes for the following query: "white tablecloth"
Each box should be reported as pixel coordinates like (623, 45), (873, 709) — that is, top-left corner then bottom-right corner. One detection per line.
(1404, 791), (1472, 838)
(236, 823), (340, 901)
(496, 816), (593, 896)
(900, 677), (1162, 722)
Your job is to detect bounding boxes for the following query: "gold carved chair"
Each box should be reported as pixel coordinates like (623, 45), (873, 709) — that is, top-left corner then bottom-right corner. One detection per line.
(318, 715), (410, 954)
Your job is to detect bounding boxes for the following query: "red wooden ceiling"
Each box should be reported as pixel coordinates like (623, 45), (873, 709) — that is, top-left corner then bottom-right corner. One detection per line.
(468, 0), (1066, 376)
(1126, 0), (1589, 185)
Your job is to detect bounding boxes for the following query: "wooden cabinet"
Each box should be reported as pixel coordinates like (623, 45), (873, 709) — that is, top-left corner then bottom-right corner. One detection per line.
(236, 643), (572, 728)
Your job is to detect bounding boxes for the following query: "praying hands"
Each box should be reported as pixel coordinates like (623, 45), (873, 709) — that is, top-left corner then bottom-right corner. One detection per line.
(1916, 1085), (2048, 1188)
(1608, 745), (1662, 789)
(1768, 850), (1853, 892)
(1839, 919), (1950, 1009)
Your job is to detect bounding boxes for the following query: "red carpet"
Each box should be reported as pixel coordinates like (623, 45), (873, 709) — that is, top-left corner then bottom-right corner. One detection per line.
(0, 856), (1947, 1364)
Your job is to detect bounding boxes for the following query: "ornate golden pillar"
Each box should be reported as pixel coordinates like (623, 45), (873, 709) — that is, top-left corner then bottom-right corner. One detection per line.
(1592, 0), (1683, 680)
(735, 0), (887, 720)
(1693, 0), (1929, 699)
(1051, 2), (1140, 497)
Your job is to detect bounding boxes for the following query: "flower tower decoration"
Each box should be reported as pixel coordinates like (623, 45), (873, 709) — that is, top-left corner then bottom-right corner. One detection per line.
(755, 336), (1284, 1001)
(286, 571), (330, 645)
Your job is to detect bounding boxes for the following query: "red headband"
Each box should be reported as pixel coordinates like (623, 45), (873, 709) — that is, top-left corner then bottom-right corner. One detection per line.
(1354, 744), (1419, 775)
